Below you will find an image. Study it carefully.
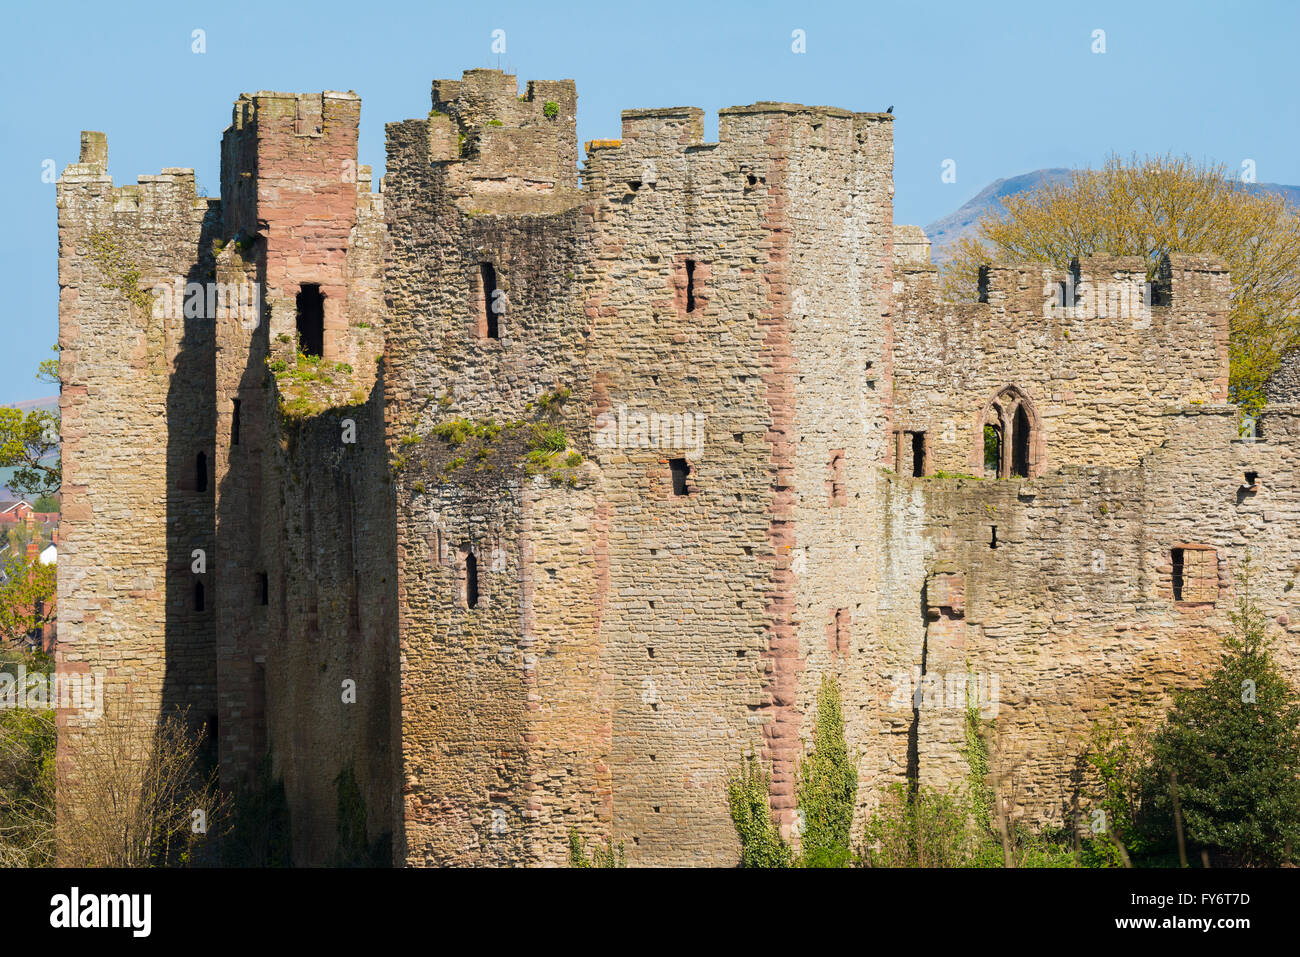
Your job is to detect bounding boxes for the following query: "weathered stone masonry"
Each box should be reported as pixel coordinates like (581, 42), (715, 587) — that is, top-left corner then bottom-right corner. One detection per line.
(57, 69), (1300, 866)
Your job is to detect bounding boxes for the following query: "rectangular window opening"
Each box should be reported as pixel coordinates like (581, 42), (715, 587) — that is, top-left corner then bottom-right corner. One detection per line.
(231, 398), (241, 447)
(685, 260), (696, 314)
(480, 263), (500, 339)
(296, 283), (324, 358)
(259, 571), (269, 606)
(459, 544), (480, 608)
(1172, 547), (1185, 601)
(670, 458), (690, 496)
(910, 431), (927, 477)
(466, 549), (479, 608)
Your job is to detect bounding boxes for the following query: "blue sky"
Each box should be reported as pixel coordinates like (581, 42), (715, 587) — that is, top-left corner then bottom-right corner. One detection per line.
(2, 0), (1297, 404)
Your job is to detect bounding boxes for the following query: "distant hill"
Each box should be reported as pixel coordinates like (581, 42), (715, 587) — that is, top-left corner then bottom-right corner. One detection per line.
(9, 396), (58, 414)
(923, 169), (1300, 263)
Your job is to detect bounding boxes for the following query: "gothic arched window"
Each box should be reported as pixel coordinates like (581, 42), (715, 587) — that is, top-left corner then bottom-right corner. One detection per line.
(978, 386), (1040, 479)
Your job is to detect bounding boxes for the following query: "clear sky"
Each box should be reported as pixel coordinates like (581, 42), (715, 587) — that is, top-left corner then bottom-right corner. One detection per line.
(3, 0), (1297, 404)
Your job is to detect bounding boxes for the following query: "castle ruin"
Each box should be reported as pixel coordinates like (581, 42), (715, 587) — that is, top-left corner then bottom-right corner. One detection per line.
(55, 70), (1300, 866)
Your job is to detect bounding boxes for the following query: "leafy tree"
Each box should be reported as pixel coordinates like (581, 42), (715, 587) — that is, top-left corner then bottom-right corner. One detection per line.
(0, 553), (56, 651)
(726, 751), (791, 868)
(0, 407), (60, 498)
(30, 494), (58, 513)
(942, 155), (1300, 410)
(1, 347), (61, 499)
(795, 675), (857, 867)
(36, 345), (59, 389)
(1142, 554), (1300, 865)
(1081, 710), (1151, 866)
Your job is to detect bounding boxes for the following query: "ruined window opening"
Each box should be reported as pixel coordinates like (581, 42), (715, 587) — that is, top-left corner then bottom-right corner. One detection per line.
(989, 526), (998, 549)
(204, 712), (219, 756)
(983, 424), (1001, 478)
(1171, 548), (1186, 600)
(296, 283), (324, 358)
(464, 546), (479, 609)
(259, 572), (269, 606)
(479, 263), (501, 339)
(977, 265), (990, 304)
(1063, 260), (1082, 308)
(231, 398), (241, 446)
(982, 386), (1038, 479)
(196, 451), (208, 493)
(1012, 405), (1031, 478)
(670, 458), (690, 496)
(910, 431), (927, 477)
(194, 579), (206, 613)
(685, 260), (697, 314)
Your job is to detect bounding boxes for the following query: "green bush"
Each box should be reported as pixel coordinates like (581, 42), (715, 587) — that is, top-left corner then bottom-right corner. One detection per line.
(726, 752), (791, 868)
(860, 702), (1078, 867)
(1081, 710), (1150, 866)
(861, 781), (983, 868)
(222, 752), (292, 867)
(567, 827), (626, 867)
(0, 649), (55, 866)
(795, 675), (857, 867)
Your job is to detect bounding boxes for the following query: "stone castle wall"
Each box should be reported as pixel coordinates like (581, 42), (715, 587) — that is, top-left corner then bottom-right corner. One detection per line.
(217, 90), (397, 863)
(892, 256), (1231, 476)
(55, 133), (218, 842)
(55, 69), (1300, 867)
(872, 404), (1300, 828)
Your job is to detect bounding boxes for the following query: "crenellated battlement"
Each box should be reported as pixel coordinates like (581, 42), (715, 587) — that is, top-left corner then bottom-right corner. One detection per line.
(896, 242), (1230, 340)
(58, 132), (211, 235)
